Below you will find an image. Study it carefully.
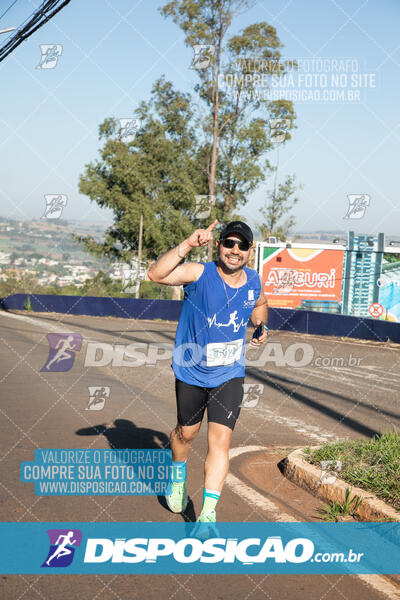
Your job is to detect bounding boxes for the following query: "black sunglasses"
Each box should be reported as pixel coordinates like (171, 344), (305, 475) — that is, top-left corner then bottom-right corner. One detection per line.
(221, 238), (251, 251)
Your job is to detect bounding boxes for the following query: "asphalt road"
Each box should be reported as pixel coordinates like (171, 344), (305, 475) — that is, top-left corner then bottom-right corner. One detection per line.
(1, 309), (400, 600)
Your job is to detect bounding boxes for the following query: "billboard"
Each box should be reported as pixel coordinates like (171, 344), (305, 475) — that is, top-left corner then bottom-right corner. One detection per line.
(258, 245), (345, 310)
(378, 259), (400, 322)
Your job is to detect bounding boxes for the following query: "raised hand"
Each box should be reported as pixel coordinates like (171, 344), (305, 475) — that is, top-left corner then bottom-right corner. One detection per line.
(187, 219), (218, 248)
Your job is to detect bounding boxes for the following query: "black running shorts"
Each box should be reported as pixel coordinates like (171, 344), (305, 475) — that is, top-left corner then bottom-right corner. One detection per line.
(175, 377), (244, 431)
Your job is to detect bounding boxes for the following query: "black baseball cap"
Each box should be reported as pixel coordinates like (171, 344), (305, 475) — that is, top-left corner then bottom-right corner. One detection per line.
(220, 221), (253, 245)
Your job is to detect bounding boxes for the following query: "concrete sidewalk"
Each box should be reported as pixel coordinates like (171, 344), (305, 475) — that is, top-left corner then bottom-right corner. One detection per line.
(282, 447), (400, 522)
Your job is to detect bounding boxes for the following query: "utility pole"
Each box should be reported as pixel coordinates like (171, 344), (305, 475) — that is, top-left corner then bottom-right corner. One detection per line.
(267, 145), (280, 241)
(135, 213), (143, 299)
(273, 145), (280, 207)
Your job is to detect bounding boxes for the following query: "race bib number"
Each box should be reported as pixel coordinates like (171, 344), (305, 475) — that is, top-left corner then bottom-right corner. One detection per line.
(206, 339), (243, 367)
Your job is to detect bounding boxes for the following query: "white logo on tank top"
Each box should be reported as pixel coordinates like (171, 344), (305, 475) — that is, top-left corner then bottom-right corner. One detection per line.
(207, 310), (247, 333)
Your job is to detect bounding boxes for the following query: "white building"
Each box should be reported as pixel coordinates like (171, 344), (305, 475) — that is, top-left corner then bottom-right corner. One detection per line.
(0, 252), (11, 265)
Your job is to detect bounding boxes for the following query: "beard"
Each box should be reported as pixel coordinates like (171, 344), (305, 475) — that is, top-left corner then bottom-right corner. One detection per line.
(219, 253), (247, 273)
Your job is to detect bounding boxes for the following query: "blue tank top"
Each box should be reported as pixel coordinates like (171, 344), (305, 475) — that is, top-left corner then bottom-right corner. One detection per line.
(172, 260), (262, 387)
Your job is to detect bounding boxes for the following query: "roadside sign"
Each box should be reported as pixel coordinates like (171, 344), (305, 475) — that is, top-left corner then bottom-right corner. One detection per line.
(369, 302), (383, 318)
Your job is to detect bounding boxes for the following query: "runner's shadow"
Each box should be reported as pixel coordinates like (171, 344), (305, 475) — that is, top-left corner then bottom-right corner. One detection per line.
(159, 493), (197, 523)
(75, 419), (196, 520)
(75, 418), (169, 450)
(182, 499), (196, 522)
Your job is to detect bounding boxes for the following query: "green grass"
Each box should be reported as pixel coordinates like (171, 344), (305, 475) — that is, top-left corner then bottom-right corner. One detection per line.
(23, 296), (32, 311)
(317, 487), (363, 522)
(304, 431), (400, 511)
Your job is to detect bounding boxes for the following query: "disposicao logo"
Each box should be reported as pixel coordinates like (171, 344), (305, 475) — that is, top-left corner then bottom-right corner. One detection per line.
(40, 334), (82, 372)
(83, 535), (314, 564)
(42, 529), (82, 567)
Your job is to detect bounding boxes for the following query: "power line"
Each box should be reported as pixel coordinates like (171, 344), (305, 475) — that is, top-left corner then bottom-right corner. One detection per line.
(0, 0), (72, 64)
(0, 0), (19, 24)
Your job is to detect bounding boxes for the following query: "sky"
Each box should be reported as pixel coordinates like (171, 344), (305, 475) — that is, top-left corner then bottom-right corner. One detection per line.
(0, 0), (399, 238)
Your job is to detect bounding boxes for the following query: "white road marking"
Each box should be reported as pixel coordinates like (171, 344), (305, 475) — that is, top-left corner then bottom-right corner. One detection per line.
(254, 406), (339, 443)
(0, 309), (95, 341)
(300, 366), (396, 394)
(0, 309), (70, 332)
(227, 446), (297, 522)
(360, 365), (400, 381)
(338, 366), (400, 390)
(225, 472), (297, 522)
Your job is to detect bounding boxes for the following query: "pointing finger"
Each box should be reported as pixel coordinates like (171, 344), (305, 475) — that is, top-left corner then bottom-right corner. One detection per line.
(206, 219), (218, 232)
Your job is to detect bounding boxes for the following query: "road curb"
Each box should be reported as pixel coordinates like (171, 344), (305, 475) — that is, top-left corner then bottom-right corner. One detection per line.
(281, 447), (400, 522)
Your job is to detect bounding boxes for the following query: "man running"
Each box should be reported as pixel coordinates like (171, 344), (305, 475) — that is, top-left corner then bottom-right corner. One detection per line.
(148, 220), (268, 524)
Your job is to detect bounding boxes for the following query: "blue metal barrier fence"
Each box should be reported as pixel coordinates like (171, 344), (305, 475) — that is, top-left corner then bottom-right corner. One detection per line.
(1, 293), (399, 343)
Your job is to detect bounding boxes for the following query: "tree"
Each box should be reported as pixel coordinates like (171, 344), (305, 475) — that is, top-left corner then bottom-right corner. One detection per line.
(75, 78), (207, 263)
(259, 173), (299, 242)
(79, 271), (127, 297)
(160, 0), (296, 257)
(77, 1), (296, 266)
(384, 253), (400, 264)
(0, 273), (39, 297)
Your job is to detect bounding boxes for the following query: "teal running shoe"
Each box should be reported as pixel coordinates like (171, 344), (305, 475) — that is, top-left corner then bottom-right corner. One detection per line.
(165, 481), (188, 513)
(197, 510), (216, 523)
(193, 510), (219, 540)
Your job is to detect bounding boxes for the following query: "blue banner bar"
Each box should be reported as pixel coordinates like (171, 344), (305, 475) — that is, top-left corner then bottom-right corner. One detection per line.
(0, 522), (399, 574)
